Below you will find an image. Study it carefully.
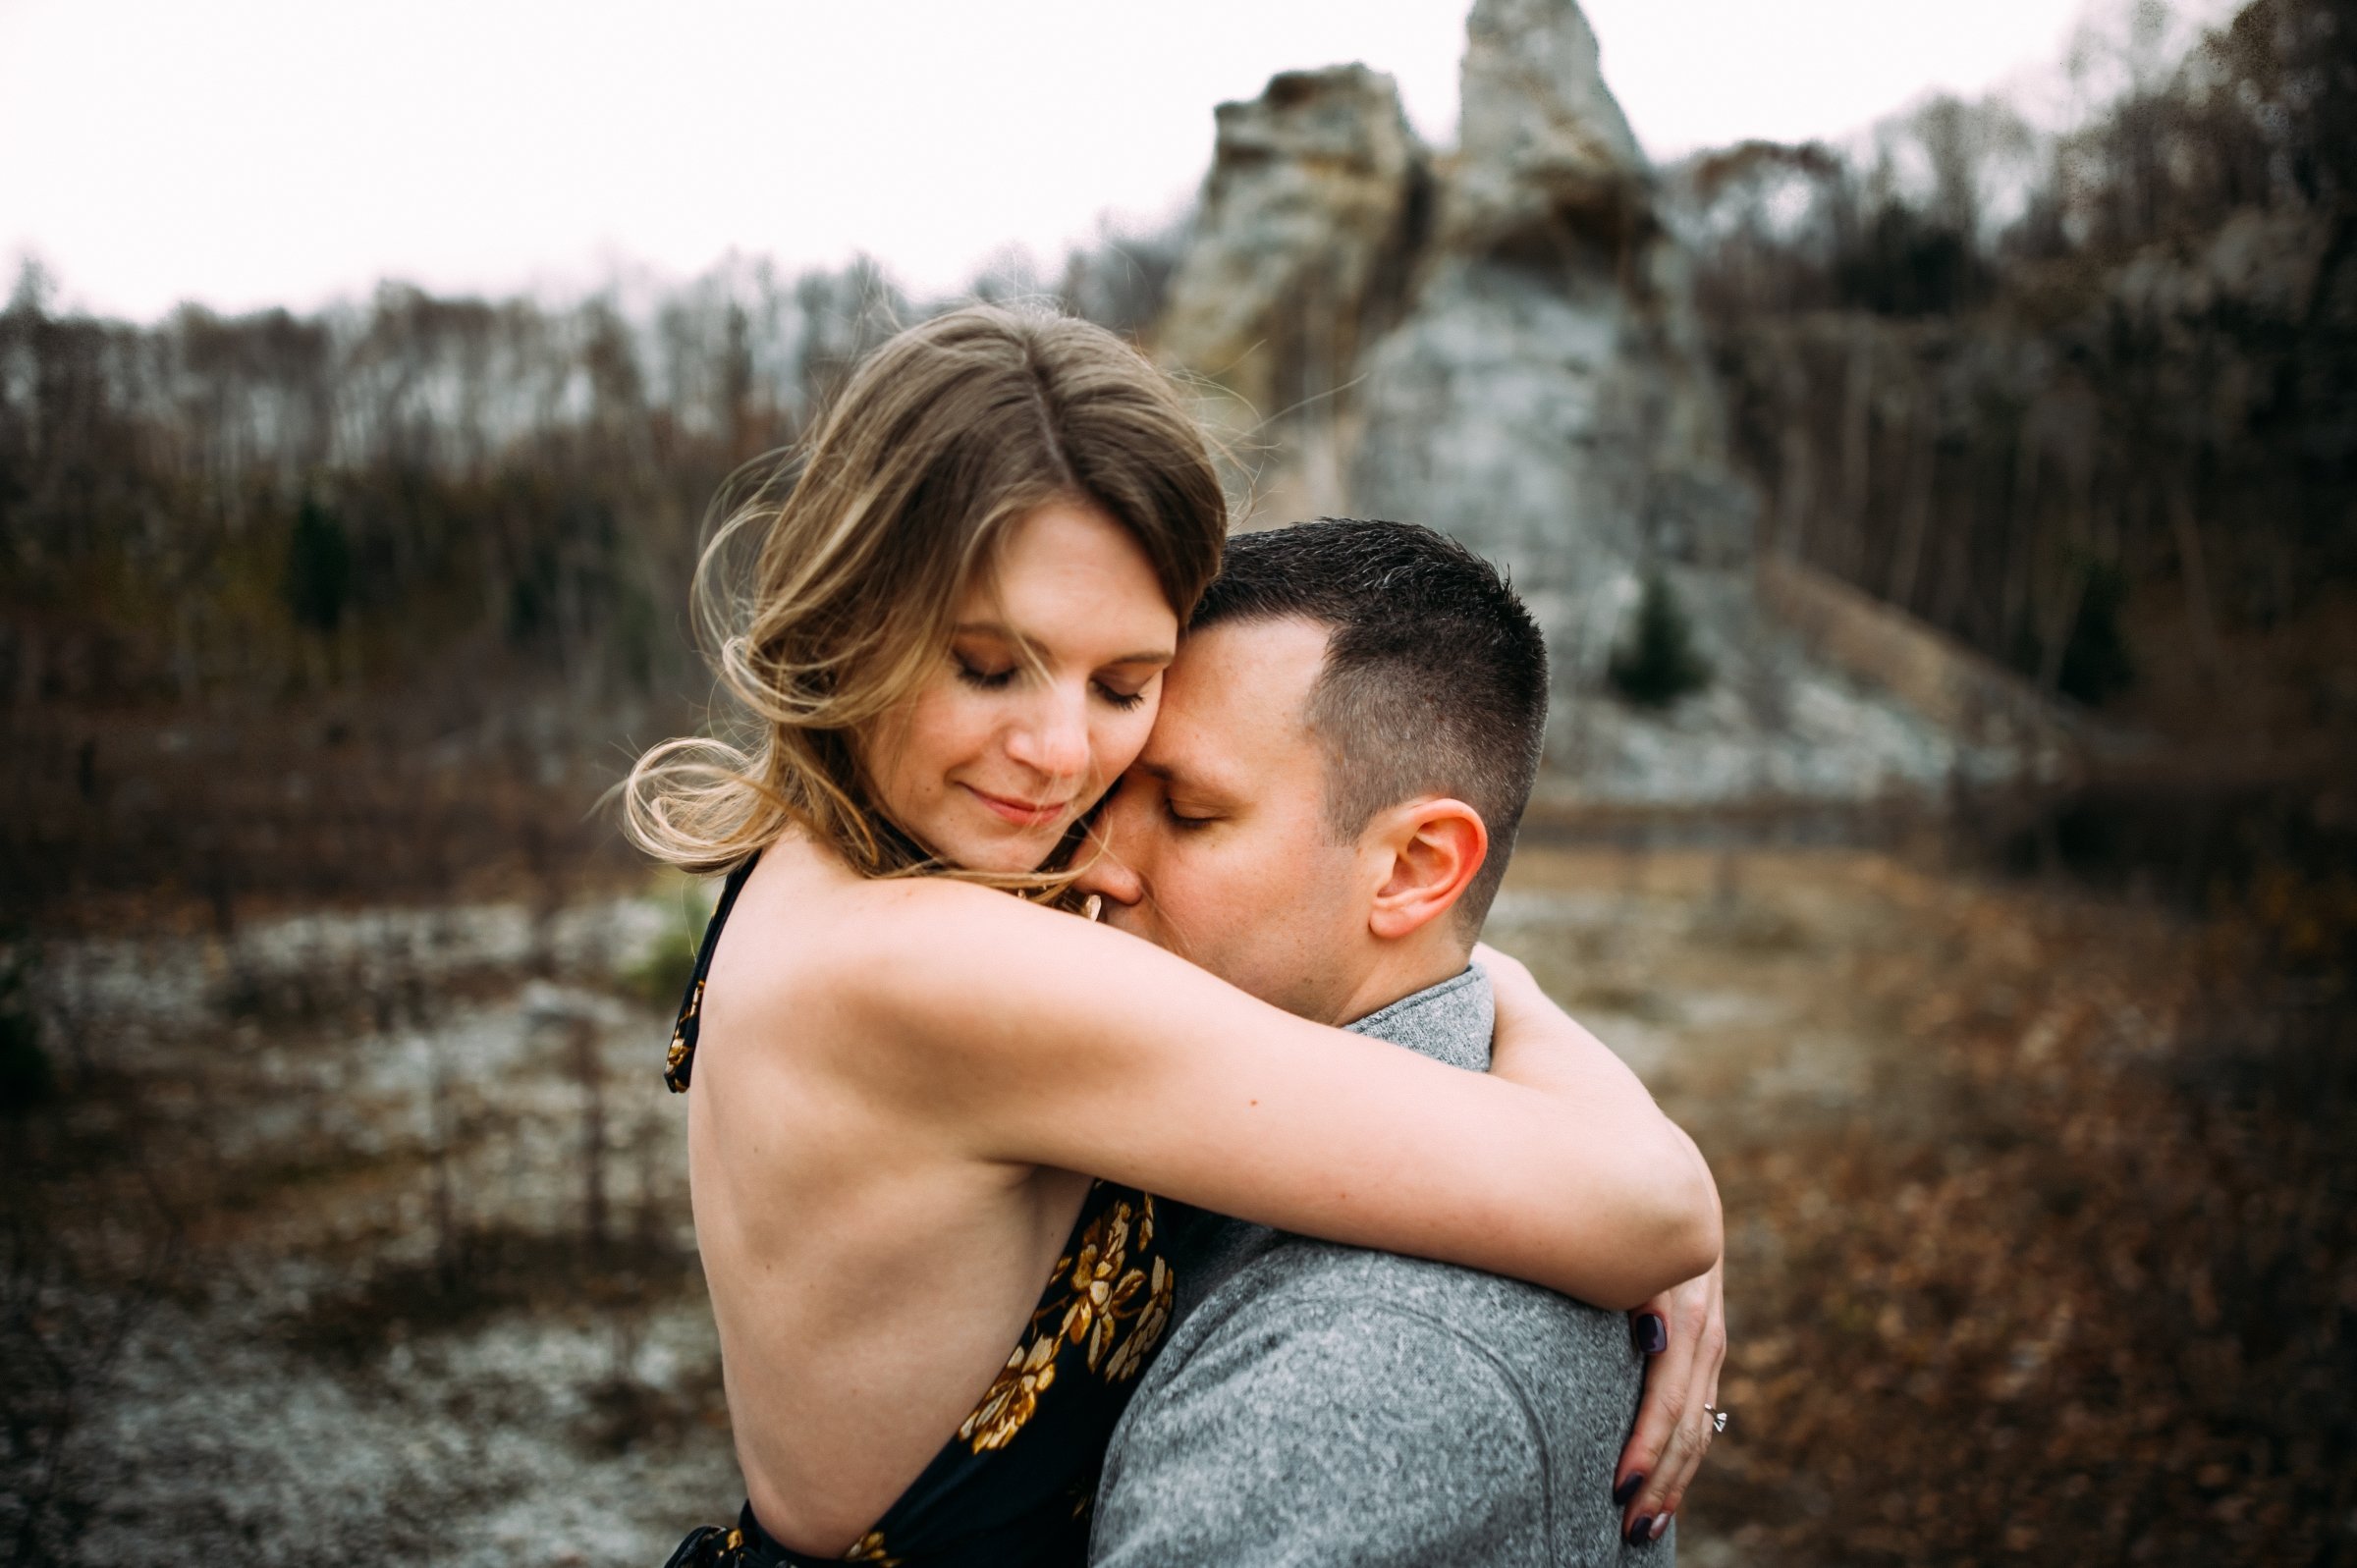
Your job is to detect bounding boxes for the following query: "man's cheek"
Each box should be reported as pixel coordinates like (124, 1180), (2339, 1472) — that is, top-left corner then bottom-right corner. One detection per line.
(1155, 860), (1233, 956)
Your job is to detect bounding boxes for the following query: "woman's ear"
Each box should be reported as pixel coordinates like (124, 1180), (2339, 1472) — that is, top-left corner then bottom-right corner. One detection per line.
(1367, 798), (1489, 943)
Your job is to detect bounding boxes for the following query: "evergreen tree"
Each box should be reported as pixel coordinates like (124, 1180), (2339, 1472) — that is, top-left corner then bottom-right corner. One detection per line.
(285, 497), (353, 636)
(1609, 572), (1714, 709)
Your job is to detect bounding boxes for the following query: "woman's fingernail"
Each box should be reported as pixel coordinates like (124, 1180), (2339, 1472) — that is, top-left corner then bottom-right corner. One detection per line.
(1613, 1472), (1645, 1506)
(1626, 1515), (1655, 1546)
(1634, 1314), (1668, 1354)
(1651, 1514), (1671, 1541)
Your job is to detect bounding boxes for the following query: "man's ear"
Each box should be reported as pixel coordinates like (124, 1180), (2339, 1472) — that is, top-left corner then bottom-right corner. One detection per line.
(1366, 797), (1488, 942)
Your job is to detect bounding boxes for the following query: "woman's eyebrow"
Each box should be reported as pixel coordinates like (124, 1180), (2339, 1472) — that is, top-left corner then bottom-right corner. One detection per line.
(951, 622), (1173, 668)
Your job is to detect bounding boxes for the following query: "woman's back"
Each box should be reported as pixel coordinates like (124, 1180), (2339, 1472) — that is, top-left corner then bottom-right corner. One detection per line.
(681, 843), (1182, 1562)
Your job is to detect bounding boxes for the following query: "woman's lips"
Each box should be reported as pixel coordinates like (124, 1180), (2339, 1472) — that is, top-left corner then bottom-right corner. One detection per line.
(961, 783), (1070, 828)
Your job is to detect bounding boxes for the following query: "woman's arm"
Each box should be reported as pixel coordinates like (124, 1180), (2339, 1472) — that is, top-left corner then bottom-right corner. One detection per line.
(837, 880), (1720, 1310)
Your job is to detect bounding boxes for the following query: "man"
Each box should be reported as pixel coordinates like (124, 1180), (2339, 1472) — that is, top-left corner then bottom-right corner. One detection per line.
(1076, 519), (1726, 1566)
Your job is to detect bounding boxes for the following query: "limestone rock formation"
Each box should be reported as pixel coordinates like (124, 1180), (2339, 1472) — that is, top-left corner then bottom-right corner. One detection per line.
(1150, 0), (2060, 804)
(1155, 65), (1429, 435)
(1446, 0), (1647, 253)
(1351, 0), (1745, 640)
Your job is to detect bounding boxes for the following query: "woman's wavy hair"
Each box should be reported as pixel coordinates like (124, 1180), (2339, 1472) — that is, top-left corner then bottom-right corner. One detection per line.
(622, 304), (1227, 891)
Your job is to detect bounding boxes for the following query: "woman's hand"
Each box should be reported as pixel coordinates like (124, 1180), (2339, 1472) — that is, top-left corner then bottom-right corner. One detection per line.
(1613, 1252), (1727, 1544)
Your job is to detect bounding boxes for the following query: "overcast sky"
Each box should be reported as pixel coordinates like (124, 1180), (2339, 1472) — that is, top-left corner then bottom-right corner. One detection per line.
(0, 0), (2217, 321)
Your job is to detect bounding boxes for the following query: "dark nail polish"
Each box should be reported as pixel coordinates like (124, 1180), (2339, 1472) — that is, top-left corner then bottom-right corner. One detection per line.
(1626, 1515), (1656, 1546)
(1634, 1314), (1668, 1354)
(1613, 1472), (1645, 1506)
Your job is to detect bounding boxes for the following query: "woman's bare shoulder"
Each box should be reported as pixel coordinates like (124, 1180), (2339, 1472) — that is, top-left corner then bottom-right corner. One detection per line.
(840, 876), (1087, 1001)
(794, 875), (1185, 1071)
(721, 845), (1072, 1027)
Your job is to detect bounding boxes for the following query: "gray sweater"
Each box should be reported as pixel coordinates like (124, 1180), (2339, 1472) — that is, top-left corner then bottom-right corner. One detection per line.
(1089, 965), (1671, 1567)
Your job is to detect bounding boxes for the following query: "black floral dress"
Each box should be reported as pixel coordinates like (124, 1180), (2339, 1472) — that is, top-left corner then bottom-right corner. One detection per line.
(662, 860), (1186, 1568)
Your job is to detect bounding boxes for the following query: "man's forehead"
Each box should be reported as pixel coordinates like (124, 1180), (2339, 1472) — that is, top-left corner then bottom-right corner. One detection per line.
(1140, 616), (1331, 785)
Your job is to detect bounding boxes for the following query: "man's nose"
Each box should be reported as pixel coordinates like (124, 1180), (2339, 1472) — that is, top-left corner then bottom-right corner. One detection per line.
(1006, 683), (1090, 783)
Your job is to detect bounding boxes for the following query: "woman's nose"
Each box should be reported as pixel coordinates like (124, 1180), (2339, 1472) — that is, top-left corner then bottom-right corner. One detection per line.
(1007, 685), (1091, 782)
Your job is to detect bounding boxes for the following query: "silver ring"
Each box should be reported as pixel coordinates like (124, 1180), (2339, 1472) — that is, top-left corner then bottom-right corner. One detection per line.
(1704, 1404), (1729, 1433)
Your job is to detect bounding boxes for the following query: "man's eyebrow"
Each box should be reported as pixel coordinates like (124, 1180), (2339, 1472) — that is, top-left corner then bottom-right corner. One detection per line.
(1132, 756), (1234, 800)
(950, 622), (1173, 666)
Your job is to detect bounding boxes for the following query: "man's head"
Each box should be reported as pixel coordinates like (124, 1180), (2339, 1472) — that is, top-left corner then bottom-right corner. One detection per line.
(1075, 518), (1549, 1025)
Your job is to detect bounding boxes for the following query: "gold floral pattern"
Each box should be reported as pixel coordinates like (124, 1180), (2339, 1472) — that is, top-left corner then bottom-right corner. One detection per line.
(959, 1332), (1061, 1452)
(1103, 1252), (1175, 1384)
(662, 1523), (742, 1568)
(665, 977), (705, 1093)
(953, 1190), (1177, 1455)
(839, 1530), (898, 1564)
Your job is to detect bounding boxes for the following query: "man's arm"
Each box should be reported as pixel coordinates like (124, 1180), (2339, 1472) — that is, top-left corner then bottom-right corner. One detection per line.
(1090, 1290), (1552, 1568)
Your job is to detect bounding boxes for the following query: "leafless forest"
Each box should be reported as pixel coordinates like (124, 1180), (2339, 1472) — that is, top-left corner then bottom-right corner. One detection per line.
(1684, 0), (2355, 729)
(3, 0), (2352, 1563)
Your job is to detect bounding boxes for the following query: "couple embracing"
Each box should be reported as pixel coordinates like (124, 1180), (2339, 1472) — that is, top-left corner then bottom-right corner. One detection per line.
(631, 306), (1728, 1568)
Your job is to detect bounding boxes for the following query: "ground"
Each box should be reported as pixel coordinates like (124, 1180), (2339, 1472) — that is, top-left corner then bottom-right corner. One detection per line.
(1488, 838), (2353, 1564)
(4, 838), (2348, 1565)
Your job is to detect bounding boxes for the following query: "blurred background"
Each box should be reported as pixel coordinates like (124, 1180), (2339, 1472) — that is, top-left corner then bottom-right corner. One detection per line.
(2, 0), (2351, 1562)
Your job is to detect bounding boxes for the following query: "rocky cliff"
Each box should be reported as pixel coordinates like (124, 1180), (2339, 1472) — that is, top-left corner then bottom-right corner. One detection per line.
(1151, 0), (2061, 804)
(1155, 65), (1429, 441)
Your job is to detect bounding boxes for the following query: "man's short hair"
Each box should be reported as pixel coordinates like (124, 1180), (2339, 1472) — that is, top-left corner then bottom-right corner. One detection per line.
(1191, 518), (1549, 932)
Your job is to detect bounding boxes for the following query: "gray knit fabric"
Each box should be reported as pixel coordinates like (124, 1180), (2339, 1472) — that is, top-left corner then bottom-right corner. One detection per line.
(1089, 965), (1672, 1567)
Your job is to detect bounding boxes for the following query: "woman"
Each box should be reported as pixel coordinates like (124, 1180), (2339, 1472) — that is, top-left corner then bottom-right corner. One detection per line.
(630, 305), (1721, 1567)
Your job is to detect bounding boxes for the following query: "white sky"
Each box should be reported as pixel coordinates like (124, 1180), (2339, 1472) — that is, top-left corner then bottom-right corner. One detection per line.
(0, 0), (2217, 321)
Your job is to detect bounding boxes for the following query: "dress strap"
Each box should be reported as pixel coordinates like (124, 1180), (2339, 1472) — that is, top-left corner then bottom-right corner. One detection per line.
(663, 856), (758, 1094)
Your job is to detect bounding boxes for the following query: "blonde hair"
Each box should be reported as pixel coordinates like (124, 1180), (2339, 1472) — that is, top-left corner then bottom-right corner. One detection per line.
(622, 304), (1227, 889)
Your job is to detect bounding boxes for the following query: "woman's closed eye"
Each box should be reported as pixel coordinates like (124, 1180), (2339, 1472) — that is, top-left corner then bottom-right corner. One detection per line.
(1093, 676), (1152, 712)
(953, 640), (1157, 709)
(954, 654), (1017, 691)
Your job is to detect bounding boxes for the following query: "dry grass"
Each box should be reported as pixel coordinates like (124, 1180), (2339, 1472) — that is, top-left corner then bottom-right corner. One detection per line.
(1492, 843), (2355, 1565)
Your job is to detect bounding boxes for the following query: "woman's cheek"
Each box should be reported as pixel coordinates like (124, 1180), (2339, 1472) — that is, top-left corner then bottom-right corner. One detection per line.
(932, 683), (1003, 761)
(1099, 702), (1158, 778)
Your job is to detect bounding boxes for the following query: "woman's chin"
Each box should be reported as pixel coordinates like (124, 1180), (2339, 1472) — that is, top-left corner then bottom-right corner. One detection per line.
(933, 822), (1065, 877)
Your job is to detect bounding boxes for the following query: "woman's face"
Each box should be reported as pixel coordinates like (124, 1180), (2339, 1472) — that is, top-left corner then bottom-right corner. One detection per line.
(861, 499), (1180, 875)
